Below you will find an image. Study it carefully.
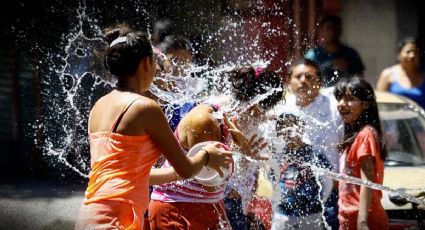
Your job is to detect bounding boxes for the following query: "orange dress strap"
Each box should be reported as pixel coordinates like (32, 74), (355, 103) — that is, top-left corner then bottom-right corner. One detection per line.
(109, 96), (142, 133)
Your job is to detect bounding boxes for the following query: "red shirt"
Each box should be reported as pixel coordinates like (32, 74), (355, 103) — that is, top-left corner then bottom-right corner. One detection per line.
(338, 126), (388, 229)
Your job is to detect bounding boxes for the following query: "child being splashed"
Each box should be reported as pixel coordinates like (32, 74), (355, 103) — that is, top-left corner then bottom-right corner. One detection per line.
(271, 112), (331, 229)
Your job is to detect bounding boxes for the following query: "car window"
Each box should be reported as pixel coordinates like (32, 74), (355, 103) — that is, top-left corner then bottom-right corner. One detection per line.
(379, 102), (425, 165)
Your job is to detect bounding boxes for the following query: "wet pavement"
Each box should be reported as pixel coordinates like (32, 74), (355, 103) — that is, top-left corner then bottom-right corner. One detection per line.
(0, 179), (85, 230)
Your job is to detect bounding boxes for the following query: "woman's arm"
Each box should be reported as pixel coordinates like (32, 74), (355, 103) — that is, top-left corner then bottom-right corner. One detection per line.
(376, 68), (392, 91)
(358, 155), (376, 229)
(139, 99), (233, 180)
(149, 168), (180, 185)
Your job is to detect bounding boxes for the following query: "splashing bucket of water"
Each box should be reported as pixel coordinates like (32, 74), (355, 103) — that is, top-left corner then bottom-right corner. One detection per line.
(187, 141), (234, 187)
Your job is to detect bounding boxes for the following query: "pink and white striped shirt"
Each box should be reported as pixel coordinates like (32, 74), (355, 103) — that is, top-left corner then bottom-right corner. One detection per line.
(151, 132), (233, 203)
(151, 175), (228, 203)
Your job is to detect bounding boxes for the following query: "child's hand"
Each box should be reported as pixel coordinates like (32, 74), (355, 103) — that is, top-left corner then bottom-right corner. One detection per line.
(223, 113), (246, 147)
(223, 114), (268, 160)
(243, 133), (269, 160)
(357, 221), (369, 230)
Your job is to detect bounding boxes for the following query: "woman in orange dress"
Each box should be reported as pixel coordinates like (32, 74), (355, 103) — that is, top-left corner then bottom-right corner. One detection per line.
(74, 25), (233, 230)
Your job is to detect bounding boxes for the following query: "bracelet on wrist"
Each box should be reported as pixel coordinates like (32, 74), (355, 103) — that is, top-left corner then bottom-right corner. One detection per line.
(201, 148), (209, 166)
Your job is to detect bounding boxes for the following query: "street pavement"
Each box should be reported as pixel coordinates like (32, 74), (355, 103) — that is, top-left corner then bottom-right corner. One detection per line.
(0, 180), (85, 230)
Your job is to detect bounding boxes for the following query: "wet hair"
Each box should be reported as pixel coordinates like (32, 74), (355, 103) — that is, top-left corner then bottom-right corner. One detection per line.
(276, 112), (304, 132)
(319, 15), (342, 28)
(103, 25), (153, 78)
(228, 67), (284, 110)
(287, 58), (322, 81)
(153, 49), (168, 72)
(153, 19), (173, 42)
(334, 77), (387, 159)
(159, 34), (192, 54)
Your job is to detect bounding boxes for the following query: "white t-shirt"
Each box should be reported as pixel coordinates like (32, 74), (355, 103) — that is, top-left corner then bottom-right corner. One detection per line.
(273, 92), (344, 172)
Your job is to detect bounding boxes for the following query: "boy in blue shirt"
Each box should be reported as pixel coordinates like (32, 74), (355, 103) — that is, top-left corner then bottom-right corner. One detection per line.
(272, 113), (331, 229)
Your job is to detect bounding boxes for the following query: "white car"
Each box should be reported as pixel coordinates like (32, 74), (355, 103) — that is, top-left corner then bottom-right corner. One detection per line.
(376, 91), (425, 228)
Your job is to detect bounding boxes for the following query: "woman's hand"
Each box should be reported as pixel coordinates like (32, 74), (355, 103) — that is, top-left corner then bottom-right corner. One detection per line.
(201, 142), (233, 177)
(223, 114), (268, 160)
(357, 220), (369, 230)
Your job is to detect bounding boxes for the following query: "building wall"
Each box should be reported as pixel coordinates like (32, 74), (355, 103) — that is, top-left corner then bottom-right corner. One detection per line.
(395, 0), (419, 43)
(341, 0), (398, 87)
(341, 0), (419, 87)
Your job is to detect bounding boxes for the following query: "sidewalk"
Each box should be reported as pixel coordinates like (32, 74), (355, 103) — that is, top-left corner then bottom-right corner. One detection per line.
(0, 179), (85, 230)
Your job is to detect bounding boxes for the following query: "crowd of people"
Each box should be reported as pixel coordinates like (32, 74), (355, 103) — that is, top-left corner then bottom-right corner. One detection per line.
(74, 14), (424, 230)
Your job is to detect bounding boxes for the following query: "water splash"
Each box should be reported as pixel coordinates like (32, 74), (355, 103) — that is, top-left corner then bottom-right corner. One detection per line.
(36, 1), (425, 226)
(42, 2), (113, 178)
(314, 167), (425, 206)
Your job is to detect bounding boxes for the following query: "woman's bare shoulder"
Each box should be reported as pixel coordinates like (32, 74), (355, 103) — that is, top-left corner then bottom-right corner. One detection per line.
(92, 92), (134, 110)
(376, 65), (397, 90)
(379, 65), (396, 81)
(126, 95), (166, 123)
(133, 95), (161, 111)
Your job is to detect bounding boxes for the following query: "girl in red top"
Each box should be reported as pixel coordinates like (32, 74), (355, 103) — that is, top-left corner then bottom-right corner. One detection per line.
(334, 77), (389, 230)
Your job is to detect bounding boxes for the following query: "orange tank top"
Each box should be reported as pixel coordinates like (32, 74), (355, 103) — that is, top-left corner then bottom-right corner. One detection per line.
(76, 97), (160, 230)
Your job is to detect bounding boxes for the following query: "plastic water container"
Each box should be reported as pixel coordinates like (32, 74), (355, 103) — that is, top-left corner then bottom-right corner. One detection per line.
(187, 141), (234, 187)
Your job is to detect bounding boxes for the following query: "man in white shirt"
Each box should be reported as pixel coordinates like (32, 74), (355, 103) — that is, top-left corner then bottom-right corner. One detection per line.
(273, 58), (343, 229)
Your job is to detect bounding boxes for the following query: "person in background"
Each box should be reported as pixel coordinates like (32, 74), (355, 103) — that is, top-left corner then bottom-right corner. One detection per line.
(150, 34), (195, 131)
(74, 25), (232, 230)
(305, 15), (365, 87)
(154, 34), (200, 131)
(152, 32), (215, 130)
(271, 112), (331, 229)
(334, 77), (389, 230)
(151, 19), (173, 47)
(215, 66), (284, 230)
(158, 34), (193, 77)
(376, 37), (425, 108)
(274, 58), (343, 229)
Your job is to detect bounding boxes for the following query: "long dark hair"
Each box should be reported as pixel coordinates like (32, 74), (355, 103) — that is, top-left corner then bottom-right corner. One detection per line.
(227, 67), (284, 110)
(334, 77), (387, 159)
(158, 34), (192, 54)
